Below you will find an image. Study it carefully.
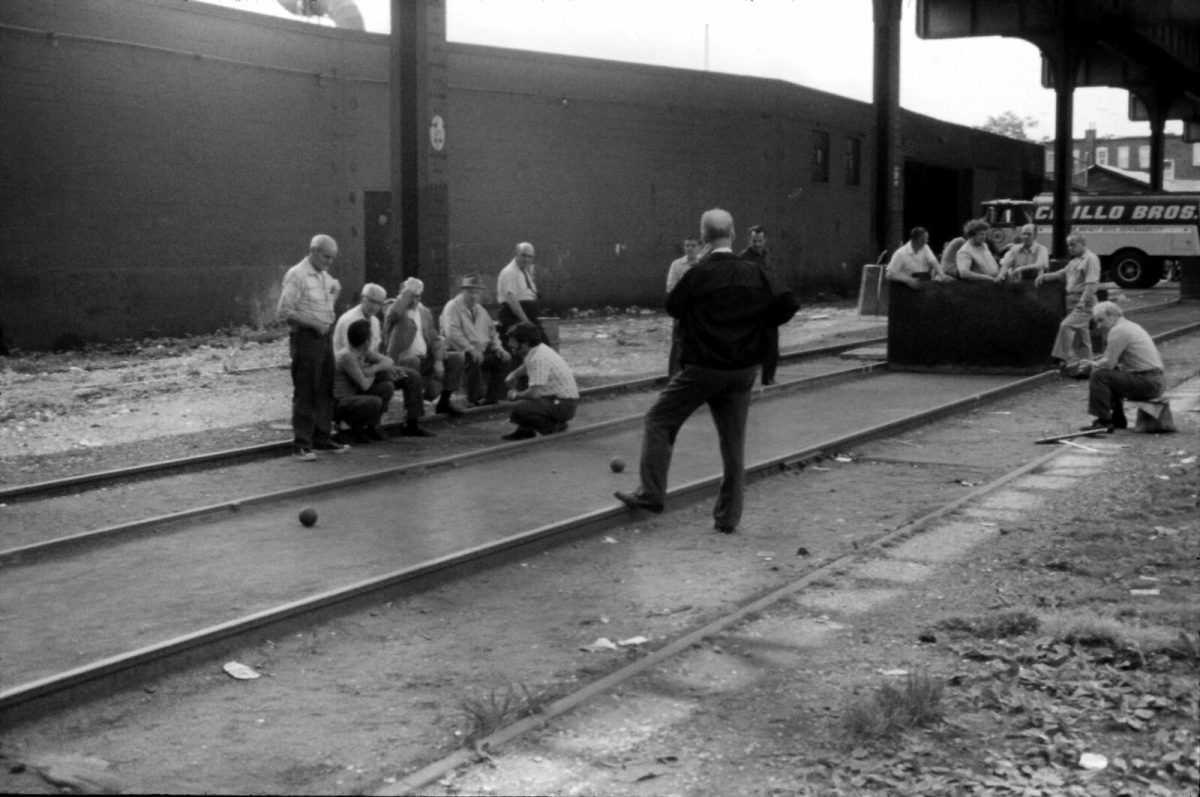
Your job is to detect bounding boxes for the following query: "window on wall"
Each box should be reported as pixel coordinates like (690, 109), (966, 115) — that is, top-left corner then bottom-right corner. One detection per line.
(1117, 146), (1130, 169)
(1164, 159), (1176, 182)
(1192, 143), (1200, 166)
(1096, 147), (1109, 166)
(1141, 145), (1152, 168)
(844, 136), (861, 186)
(1045, 149), (1055, 173)
(812, 130), (830, 183)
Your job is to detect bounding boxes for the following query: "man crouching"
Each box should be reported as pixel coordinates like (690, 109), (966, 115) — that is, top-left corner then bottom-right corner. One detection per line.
(501, 322), (579, 441)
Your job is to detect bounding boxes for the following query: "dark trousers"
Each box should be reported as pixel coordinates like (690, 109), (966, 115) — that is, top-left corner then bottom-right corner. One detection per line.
(335, 374), (395, 433)
(391, 365), (424, 422)
(668, 320), (684, 377)
(461, 349), (510, 404)
(396, 352), (465, 401)
(1088, 368), (1164, 426)
(761, 328), (779, 384)
(636, 364), (758, 529)
(510, 396), (577, 434)
(289, 327), (335, 448)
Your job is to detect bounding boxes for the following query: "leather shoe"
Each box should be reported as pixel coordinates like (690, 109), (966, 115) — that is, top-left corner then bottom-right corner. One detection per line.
(401, 425), (435, 438)
(1079, 419), (1113, 433)
(501, 428), (536, 441)
(364, 427), (387, 442)
(714, 523), (736, 534)
(436, 401), (464, 417)
(313, 439), (350, 452)
(614, 490), (664, 514)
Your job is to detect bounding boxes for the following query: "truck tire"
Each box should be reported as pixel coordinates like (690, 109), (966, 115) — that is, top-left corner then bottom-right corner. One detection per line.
(1109, 249), (1158, 289)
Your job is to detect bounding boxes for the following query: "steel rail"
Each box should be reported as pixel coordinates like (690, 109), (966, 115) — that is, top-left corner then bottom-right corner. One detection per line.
(0, 355), (1119, 725)
(0, 361), (886, 567)
(0, 334), (887, 503)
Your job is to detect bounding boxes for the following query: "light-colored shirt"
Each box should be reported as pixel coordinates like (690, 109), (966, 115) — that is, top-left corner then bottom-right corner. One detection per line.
(393, 307), (427, 360)
(1000, 241), (1049, 274)
(332, 305), (382, 358)
(666, 256), (696, 292)
(886, 241), (940, 279)
(1097, 318), (1163, 372)
(1064, 250), (1101, 295)
(524, 343), (579, 399)
(277, 256), (340, 329)
(956, 241), (1000, 277)
(497, 260), (538, 303)
(441, 294), (499, 355)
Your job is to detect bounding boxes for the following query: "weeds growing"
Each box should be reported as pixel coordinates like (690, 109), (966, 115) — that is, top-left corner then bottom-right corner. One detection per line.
(840, 670), (944, 742)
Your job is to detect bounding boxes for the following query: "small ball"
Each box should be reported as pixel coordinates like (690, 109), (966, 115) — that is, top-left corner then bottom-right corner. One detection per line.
(298, 507), (318, 527)
(609, 457), (625, 473)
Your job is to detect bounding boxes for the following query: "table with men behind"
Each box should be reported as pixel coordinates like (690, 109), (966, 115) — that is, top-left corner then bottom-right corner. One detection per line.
(278, 235), (575, 461)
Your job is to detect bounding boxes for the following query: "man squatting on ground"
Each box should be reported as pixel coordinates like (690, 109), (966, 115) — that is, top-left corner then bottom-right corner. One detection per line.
(501, 322), (579, 441)
(739, 225), (780, 385)
(1037, 231), (1101, 376)
(440, 274), (512, 406)
(277, 234), (350, 461)
(665, 236), (701, 377)
(1080, 301), (1165, 432)
(384, 277), (450, 435)
(332, 283), (396, 443)
(615, 208), (800, 534)
(334, 319), (396, 443)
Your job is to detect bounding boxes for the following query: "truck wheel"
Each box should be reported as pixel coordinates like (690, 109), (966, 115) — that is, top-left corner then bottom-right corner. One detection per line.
(1109, 249), (1157, 289)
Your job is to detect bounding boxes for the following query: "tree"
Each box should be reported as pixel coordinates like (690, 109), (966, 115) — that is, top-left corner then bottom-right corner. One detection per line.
(977, 111), (1039, 141)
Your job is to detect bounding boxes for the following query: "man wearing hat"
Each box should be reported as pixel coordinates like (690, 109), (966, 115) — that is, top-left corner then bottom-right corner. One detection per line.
(999, 223), (1049, 281)
(441, 274), (512, 405)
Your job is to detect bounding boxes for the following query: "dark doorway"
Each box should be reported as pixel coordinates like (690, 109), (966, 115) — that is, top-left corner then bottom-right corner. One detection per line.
(903, 160), (965, 251)
(364, 191), (395, 291)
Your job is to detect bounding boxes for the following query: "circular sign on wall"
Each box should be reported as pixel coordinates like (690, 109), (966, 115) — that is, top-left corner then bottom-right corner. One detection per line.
(430, 115), (446, 151)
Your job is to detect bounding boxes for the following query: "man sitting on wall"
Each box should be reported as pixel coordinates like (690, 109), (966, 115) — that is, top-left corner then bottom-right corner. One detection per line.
(385, 277), (464, 419)
(440, 274), (512, 406)
(998, 223), (1049, 281)
(885, 226), (943, 289)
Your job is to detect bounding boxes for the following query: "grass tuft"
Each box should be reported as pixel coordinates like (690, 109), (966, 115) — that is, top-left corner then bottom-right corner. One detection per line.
(840, 670), (944, 742)
(934, 609), (1040, 639)
(459, 683), (555, 745)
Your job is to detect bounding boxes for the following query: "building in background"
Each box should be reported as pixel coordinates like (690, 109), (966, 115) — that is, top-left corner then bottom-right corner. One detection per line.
(1044, 127), (1200, 193)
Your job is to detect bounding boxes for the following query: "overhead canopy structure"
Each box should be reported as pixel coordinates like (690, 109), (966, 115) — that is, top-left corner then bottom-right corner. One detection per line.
(916, 0), (1200, 267)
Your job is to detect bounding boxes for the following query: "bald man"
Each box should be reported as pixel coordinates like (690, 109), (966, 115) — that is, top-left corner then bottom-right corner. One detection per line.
(999, 223), (1049, 281)
(1080, 301), (1164, 431)
(615, 208), (800, 534)
(277, 234), (349, 460)
(496, 242), (544, 337)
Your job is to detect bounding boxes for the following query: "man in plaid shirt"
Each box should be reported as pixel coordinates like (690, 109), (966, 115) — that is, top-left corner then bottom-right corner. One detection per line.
(500, 322), (579, 441)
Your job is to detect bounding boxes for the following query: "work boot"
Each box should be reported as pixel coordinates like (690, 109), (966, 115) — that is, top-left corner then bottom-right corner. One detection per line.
(436, 391), (463, 417)
(401, 420), (435, 438)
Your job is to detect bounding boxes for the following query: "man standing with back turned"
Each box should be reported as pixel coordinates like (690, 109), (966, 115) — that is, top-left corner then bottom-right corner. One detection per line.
(616, 209), (800, 533)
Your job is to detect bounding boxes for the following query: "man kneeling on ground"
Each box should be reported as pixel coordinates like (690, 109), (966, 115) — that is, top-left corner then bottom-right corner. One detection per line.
(501, 322), (579, 441)
(1079, 301), (1165, 432)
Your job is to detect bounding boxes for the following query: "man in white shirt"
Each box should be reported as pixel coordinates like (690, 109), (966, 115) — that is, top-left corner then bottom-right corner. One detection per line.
(885, 227), (942, 289)
(1037, 232), (1101, 375)
(385, 277), (463, 420)
(666, 236), (701, 375)
(500, 322), (579, 441)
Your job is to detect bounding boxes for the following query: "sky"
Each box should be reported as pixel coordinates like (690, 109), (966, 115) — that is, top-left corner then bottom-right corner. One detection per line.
(206, 0), (1178, 140)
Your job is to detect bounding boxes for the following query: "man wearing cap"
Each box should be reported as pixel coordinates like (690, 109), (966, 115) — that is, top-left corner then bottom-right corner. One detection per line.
(496, 242), (544, 339)
(441, 273), (512, 406)
(501, 322), (578, 441)
(385, 276), (465, 420)
(277, 234), (349, 460)
(999, 224), (1049, 281)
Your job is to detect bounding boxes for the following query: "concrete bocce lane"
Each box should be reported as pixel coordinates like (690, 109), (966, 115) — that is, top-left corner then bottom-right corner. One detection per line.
(388, 367), (1200, 797)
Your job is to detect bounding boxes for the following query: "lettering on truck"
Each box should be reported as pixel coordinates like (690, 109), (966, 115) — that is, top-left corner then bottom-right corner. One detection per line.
(1032, 199), (1199, 223)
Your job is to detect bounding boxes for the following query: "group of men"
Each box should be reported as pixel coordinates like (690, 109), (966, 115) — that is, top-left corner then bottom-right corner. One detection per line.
(884, 222), (1166, 433)
(278, 235), (578, 461)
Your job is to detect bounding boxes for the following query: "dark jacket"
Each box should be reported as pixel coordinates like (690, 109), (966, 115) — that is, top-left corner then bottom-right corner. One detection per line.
(666, 251), (799, 370)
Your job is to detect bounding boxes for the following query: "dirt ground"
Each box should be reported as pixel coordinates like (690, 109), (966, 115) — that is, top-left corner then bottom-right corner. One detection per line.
(0, 302), (1197, 796)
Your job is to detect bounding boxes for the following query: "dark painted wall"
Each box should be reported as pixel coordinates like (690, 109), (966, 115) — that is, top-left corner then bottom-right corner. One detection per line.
(0, 0), (1041, 349)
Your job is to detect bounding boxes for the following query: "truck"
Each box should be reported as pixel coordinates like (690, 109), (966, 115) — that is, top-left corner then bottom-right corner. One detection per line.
(980, 193), (1199, 288)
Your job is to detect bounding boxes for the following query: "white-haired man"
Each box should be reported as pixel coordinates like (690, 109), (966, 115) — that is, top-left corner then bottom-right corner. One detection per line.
(999, 223), (1048, 281)
(1037, 232), (1101, 376)
(277, 234), (349, 460)
(384, 277), (461, 425)
(1080, 301), (1165, 431)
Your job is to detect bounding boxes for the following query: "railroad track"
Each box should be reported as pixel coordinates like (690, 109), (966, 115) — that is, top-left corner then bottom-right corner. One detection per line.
(2, 305), (1196, 728)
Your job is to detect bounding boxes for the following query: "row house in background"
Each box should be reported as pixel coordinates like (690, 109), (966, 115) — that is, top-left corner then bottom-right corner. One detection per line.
(1044, 127), (1200, 192)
